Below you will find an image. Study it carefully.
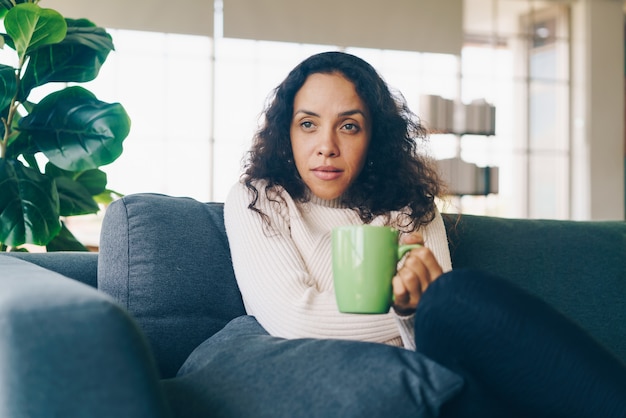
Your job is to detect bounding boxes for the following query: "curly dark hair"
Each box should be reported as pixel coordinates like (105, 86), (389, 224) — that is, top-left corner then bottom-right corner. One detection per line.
(242, 51), (444, 231)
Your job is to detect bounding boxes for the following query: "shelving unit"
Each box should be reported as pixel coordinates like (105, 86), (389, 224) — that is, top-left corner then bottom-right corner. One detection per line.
(419, 94), (498, 197)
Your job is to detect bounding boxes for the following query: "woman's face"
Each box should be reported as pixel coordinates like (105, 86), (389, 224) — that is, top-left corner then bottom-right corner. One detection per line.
(290, 72), (371, 200)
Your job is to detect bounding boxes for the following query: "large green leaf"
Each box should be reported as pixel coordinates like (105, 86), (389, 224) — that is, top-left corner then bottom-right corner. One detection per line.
(46, 222), (89, 252)
(62, 19), (115, 51)
(5, 130), (37, 160)
(0, 0), (28, 16)
(18, 86), (131, 171)
(0, 158), (61, 246)
(20, 18), (114, 97)
(4, 3), (67, 61)
(93, 189), (122, 205)
(74, 168), (107, 195)
(54, 176), (99, 216)
(45, 163), (108, 195)
(45, 163), (105, 216)
(0, 0), (29, 10)
(0, 0), (12, 12)
(0, 63), (17, 111)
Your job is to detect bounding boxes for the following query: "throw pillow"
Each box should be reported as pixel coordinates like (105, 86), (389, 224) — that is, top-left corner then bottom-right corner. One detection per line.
(164, 315), (463, 418)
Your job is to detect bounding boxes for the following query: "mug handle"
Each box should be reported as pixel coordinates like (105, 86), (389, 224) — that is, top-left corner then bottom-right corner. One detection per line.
(397, 243), (421, 260)
(392, 243), (423, 309)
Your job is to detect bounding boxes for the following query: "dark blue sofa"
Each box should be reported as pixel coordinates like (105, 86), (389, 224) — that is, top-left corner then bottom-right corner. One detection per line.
(1, 193), (625, 417)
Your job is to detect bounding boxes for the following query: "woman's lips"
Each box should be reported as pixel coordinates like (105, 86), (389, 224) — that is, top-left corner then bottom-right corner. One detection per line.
(311, 166), (343, 181)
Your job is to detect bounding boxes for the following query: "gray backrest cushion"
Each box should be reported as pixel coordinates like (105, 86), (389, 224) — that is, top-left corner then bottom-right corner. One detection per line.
(443, 213), (626, 363)
(98, 193), (246, 378)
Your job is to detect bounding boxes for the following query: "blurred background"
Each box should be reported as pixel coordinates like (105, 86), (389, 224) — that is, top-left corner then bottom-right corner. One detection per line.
(21, 0), (624, 247)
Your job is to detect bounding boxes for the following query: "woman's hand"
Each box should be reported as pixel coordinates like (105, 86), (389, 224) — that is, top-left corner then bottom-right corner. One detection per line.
(392, 232), (444, 316)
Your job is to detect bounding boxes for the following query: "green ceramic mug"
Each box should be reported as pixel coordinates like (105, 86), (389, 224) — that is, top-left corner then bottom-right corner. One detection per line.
(331, 225), (421, 314)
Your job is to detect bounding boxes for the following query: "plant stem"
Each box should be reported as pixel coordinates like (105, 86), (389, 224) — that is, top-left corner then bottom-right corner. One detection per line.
(0, 109), (10, 159)
(0, 126), (6, 159)
(1, 59), (24, 160)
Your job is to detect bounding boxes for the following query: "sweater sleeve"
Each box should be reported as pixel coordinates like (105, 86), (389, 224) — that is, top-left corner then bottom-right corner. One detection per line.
(224, 182), (402, 344)
(423, 207), (453, 273)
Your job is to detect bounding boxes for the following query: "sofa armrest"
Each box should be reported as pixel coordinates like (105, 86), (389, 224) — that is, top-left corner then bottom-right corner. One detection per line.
(0, 256), (171, 418)
(1, 251), (98, 287)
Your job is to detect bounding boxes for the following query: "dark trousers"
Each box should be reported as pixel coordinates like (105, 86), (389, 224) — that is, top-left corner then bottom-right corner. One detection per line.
(414, 269), (626, 418)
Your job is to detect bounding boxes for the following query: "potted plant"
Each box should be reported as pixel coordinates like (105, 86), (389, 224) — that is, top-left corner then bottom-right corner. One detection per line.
(0, 0), (130, 251)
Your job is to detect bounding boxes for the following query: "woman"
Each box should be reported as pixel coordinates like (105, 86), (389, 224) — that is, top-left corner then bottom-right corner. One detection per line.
(225, 51), (446, 349)
(224, 51), (626, 416)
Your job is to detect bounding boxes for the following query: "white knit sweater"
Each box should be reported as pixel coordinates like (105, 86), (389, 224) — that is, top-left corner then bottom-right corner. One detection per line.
(224, 181), (452, 349)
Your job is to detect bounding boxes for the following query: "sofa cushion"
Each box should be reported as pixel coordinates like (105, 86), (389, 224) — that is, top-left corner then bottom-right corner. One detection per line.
(98, 193), (246, 378)
(443, 213), (626, 364)
(165, 316), (463, 418)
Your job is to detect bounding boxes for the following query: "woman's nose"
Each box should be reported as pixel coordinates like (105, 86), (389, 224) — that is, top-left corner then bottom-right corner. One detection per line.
(317, 131), (339, 157)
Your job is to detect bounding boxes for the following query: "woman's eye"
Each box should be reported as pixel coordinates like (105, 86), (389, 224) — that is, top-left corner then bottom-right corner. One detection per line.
(343, 123), (360, 132)
(300, 121), (314, 129)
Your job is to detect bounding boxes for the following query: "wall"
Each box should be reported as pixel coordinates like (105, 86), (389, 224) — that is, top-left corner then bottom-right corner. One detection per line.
(50, 0), (214, 36)
(571, 0), (625, 220)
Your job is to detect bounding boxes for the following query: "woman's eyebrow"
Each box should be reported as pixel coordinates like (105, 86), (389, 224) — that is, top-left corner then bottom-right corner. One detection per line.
(293, 109), (367, 118)
(338, 109), (366, 118)
(293, 109), (319, 117)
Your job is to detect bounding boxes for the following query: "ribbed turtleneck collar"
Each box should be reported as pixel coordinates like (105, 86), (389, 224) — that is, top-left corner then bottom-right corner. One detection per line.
(307, 193), (347, 209)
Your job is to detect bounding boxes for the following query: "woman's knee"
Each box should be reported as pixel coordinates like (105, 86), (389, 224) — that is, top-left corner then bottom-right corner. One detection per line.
(413, 268), (537, 355)
(419, 268), (534, 315)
